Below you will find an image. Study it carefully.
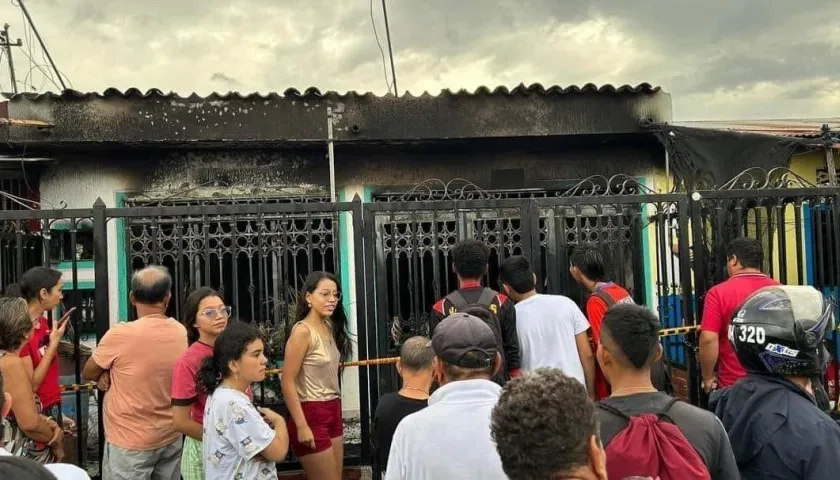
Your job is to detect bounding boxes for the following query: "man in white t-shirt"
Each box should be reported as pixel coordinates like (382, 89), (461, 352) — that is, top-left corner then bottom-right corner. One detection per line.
(499, 256), (596, 398)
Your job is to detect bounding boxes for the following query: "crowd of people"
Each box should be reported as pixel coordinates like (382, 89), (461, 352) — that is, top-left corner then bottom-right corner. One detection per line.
(373, 238), (840, 479)
(0, 236), (839, 479)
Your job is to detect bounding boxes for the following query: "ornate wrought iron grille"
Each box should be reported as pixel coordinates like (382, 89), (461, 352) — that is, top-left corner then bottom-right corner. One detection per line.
(122, 196), (339, 328)
(0, 167), (837, 476)
(368, 176), (671, 346)
(363, 176), (695, 408)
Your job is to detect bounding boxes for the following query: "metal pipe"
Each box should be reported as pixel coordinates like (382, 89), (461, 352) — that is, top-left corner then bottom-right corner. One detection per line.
(327, 107), (337, 202)
(17, 0), (66, 90)
(823, 124), (837, 186)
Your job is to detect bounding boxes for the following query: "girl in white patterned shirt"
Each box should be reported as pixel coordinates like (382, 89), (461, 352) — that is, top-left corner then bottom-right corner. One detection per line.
(198, 321), (288, 479)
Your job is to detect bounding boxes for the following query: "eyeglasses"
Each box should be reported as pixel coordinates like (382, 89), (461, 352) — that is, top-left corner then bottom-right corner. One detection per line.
(316, 291), (342, 301)
(200, 306), (232, 320)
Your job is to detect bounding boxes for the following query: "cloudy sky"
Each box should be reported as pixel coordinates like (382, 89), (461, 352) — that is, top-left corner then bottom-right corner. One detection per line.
(0, 0), (837, 120)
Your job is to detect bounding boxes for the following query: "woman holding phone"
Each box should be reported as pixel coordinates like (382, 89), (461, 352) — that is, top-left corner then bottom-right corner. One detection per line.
(18, 267), (76, 433)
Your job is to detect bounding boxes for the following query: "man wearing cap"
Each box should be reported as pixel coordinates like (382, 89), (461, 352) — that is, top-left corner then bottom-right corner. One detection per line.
(384, 313), (507, 479)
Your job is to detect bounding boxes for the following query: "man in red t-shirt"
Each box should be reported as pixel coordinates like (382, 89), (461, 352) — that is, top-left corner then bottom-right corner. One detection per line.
(700, 237), (780, 397)
(570, 248), (635, 400)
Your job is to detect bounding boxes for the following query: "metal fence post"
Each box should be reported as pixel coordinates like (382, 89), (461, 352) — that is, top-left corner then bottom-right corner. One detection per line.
(350, 195), (373, 466)
(92, 197), (109, 467)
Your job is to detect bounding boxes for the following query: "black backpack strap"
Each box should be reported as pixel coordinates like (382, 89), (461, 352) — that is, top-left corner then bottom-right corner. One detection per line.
(596, 401), (630, 421)
(476, 288), (497, 307)
(445, 290), (469, 310)
(657, 397), (680, 422)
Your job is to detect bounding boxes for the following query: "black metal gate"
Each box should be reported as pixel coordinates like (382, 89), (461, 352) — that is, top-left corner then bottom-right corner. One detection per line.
(0, 198), (371, 478)
(689, 167), (840, 403)
(362, 176), (697, 410)
(1, 167), (839, 477)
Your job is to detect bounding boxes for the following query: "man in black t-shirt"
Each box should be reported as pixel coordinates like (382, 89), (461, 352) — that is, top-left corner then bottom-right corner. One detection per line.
(595, 304), (739, 480)
(371, 336), (434, 474)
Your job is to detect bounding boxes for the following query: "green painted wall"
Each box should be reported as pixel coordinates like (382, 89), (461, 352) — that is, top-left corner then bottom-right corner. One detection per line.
(115, 192), (129, 322)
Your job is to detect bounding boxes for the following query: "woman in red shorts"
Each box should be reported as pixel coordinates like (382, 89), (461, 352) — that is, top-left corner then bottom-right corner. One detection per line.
(282, 271), (353, 480)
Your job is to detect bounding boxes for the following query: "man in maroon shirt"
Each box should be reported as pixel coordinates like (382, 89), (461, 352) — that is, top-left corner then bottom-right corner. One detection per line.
(431, 239), (521, 385)
(699, 237), (780, 398)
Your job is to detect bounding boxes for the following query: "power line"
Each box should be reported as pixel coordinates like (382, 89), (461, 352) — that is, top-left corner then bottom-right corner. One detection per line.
(369, 0), (392, 94)
(15, 0), (66, 90)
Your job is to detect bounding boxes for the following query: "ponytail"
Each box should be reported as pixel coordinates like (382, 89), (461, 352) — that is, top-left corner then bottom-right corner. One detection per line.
(197, 355), (223, 395)
(195, 320), (262, 396)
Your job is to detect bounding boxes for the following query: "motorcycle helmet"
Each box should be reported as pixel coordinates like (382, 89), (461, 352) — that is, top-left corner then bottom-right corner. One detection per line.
(729, 285), (834, 377)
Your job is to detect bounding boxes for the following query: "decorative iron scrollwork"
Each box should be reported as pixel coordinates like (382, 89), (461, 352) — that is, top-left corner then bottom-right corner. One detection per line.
(717, 167), (817, 190)
(559, 174), (657, 197)
(390, 178), (500, 202)
(125, 193), (331, 207)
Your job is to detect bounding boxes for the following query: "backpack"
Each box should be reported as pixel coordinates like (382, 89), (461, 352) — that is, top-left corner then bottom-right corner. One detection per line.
(444, 288), (507, 383)
(598, 398), (711, 480)
(590, 287), (674, 395)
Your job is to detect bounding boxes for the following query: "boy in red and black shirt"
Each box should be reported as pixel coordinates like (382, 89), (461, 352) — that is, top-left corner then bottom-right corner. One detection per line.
(570, 248), (635, 400)
(431, 239), (521, 385)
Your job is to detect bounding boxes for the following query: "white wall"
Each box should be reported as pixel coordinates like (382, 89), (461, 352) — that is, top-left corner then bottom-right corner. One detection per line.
(39, 160), (143, 326)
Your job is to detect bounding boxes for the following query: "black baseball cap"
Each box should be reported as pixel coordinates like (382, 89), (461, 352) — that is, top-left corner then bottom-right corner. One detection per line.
(429, 312), (498, 369)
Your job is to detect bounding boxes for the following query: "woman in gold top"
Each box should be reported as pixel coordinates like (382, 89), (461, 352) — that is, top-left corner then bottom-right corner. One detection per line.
(282, 271), (353, 480)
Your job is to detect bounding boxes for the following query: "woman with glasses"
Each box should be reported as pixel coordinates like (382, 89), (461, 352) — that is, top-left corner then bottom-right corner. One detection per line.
(170, 287), (231, 480)
(282, 271), (353, 480)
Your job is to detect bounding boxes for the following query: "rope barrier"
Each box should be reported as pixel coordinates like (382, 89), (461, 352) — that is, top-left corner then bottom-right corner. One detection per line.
(58, 324), (704, 393)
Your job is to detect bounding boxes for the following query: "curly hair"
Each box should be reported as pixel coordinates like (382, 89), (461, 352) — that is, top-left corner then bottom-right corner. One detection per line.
(451, 239), (489, 279)
(0, 297), (32, 352)
(491, 368), (599, 479)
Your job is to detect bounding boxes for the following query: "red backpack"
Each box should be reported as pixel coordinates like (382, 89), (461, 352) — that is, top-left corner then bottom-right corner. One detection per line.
(597, 398), (710, 480)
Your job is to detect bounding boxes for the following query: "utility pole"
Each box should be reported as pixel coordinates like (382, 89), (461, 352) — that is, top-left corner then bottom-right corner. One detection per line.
(16, 0), (66, 90)
(0, 23), (22, 94)
(381, 0), (398, 96)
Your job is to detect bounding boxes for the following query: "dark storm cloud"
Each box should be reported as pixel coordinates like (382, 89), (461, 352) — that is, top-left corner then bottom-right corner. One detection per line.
(370, 0), (838, 95)
(0, 0), (836, 118)
(210, 72), (240, 87)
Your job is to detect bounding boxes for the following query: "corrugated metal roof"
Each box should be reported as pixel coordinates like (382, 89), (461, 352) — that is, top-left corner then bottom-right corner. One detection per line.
(2, 82), (661, 102)
(672, 118), (839, 138)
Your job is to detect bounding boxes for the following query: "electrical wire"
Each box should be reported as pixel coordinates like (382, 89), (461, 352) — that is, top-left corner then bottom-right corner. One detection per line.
(11, 0), (71, 91)
(369, 0), (392, 95)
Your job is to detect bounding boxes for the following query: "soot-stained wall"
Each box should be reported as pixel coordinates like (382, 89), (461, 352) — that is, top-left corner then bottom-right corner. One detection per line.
(335, 140), (663, 189)
(39, 135), (664, 205)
